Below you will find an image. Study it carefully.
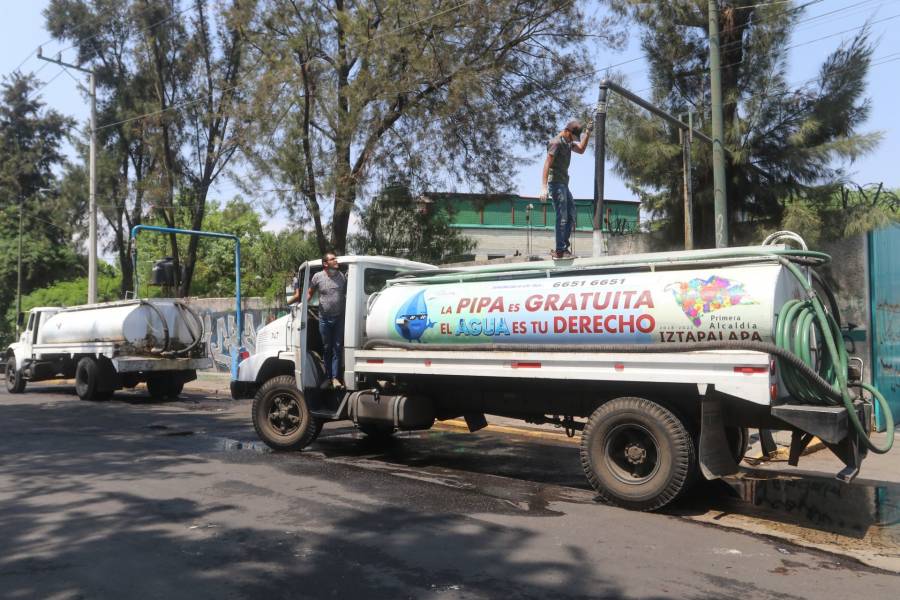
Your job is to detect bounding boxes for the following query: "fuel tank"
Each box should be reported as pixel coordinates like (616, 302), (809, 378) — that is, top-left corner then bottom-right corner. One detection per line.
(366, 262), (804, 346)
(37, 299), (202, 353)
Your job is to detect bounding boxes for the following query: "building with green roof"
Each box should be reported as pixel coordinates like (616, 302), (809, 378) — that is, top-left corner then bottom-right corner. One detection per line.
(422, 192), (640, 260)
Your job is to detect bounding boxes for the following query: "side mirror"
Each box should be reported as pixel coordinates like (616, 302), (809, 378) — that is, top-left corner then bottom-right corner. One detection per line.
(17, 312), (25, 327)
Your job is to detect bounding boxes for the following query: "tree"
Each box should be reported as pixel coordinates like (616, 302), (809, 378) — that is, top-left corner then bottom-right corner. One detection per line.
(242, 0), (614, 254)
(134, 197), (318, 301)
(605, 1), (881, 247)
(45, 0), (249, 298)
(781, 182), (899, 247)
(0, 73), (80, 345)
(5, 263), (120, 328)
(349, 182), (475, 263)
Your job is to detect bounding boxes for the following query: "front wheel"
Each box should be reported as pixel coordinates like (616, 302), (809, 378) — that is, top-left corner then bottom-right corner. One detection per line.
(5, 356), (25, 393)
(252, 375), (322, 451)
(580, 396), (696, 512)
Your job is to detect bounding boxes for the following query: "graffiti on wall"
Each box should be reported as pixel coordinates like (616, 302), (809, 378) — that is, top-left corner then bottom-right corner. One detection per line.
(199, 307), (287, 372)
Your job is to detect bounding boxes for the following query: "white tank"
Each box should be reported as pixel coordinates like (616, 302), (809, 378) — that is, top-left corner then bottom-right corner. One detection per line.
(38, 299), (201, 353)
(366, 263), (803, 346)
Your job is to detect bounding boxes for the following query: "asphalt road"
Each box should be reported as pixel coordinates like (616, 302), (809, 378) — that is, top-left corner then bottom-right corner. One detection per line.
(0, 385), (896, 599)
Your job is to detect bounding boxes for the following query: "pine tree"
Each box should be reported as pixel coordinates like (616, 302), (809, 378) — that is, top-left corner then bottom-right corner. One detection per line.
(0, 73), (79, 345)
(605, 0), (881, 247)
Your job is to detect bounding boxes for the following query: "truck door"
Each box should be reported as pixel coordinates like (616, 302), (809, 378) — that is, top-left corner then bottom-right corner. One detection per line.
(294, 262), (311, 390)
(22, 312), (36, 358)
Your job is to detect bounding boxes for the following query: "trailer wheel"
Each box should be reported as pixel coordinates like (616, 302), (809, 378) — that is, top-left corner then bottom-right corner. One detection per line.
(5, 356), (25, 393)
(580, 397), (696, 512)
(252, 375), (321, 451)
(75, 357), (102, 401)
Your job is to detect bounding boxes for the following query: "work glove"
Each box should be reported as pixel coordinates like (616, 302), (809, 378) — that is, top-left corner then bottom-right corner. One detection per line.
(539, 185), (548, 202)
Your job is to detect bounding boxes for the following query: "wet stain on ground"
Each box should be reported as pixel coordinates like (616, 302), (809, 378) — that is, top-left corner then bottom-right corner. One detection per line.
(670, 470), (900, 544)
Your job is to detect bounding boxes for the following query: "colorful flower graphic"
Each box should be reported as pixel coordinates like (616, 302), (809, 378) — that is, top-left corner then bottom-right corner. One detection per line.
(665, 276), (756, 327)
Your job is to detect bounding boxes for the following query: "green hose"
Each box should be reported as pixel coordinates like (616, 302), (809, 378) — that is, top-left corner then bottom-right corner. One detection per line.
(390, 244), (894, 453)
(774, 257), (893, 454)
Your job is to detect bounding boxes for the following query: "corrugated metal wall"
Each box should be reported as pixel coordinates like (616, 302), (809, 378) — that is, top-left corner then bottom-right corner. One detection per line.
(869, 224), (900, 431)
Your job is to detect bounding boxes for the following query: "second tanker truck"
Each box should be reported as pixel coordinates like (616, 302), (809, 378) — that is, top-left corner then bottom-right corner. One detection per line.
(5, 299), (211, 401)
(232, 236), (894, 511)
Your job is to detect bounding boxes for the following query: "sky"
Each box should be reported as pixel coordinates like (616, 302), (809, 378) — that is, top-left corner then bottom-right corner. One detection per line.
(2, 0), (899, 239)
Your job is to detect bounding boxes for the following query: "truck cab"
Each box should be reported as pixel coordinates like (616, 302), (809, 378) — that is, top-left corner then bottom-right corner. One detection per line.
(231, 255), (435, 401)
(5, 307), (61, 392)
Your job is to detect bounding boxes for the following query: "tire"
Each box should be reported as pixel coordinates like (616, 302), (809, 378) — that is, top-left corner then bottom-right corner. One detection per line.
(580, 396), (696, 512)
(252, 375), (321, 451)
(75, 357), (101, 401)
(726, 426), (749, 465)
(5, 356), (25, 394)
(146, 375), (183, 401)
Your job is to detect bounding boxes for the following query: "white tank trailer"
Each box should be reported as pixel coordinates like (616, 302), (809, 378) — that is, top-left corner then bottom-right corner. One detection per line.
(5, 299), (212, 401)
(236, 243), (895, 511)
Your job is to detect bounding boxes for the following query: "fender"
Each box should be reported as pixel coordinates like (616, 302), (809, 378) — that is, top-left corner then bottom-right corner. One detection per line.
(5, 343), (25, 371)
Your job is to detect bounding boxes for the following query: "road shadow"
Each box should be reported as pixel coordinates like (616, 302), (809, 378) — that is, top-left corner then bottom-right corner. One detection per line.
(0, 396), (677, 599)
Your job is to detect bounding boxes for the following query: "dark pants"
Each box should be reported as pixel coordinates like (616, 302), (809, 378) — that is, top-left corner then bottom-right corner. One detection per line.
(318, 314), (344, 380)
(550, 181), (576, 252)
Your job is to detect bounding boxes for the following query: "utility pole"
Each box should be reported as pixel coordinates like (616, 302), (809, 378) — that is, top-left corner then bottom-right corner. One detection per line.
(592, 85), (609, 257)
(708, 0), (729, 248)
(37, 47), (98, 303)
(680, 112), (695, 250)
(15, 195), (23, 338)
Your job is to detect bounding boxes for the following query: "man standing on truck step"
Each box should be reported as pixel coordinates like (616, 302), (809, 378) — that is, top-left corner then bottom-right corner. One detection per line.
(539, 118), (592, 259)
(308, 252), (347, 388)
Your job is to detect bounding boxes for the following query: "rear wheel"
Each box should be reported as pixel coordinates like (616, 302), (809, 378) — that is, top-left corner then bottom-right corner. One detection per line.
(5, 356), (25, 394)
(75, 357), (101, 401)
(580, 396), (696, 511)
(252, 375), (321, 451)
(726, 426), (750, 465)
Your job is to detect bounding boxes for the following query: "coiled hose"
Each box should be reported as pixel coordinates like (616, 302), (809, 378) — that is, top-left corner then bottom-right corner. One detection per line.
(773, 257), (893, 453)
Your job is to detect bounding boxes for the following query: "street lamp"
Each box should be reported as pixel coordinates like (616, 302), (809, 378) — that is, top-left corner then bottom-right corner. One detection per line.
(15, 187), (54, 338)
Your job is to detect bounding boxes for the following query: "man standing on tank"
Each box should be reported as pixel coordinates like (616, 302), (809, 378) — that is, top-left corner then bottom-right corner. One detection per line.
(308, 252), (347, 388)
(540, 119), (592, 259)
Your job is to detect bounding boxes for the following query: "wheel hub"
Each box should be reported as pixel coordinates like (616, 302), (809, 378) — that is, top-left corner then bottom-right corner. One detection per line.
(268, 396), (301, 435)
(603, 422), (661, 485)
(624, 443), (647, 465)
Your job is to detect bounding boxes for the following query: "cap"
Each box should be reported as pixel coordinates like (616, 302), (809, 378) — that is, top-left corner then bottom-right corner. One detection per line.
(565, 119), (584, 136)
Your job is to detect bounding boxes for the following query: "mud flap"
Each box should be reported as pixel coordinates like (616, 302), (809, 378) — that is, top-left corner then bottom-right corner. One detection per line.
(464, 413), (488, 432)
(699, 392), (740, 480)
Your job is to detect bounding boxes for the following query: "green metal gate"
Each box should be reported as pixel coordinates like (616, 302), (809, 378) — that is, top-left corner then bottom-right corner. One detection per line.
(869, 224), (900, 431)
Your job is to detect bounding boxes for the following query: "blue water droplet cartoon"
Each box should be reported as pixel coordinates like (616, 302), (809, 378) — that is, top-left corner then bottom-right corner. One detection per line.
(394, 290), (435, 342)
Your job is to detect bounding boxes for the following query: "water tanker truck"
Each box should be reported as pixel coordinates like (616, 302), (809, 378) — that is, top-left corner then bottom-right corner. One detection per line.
(5, 299), (211, 401)
(233, 236), (894, 511)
